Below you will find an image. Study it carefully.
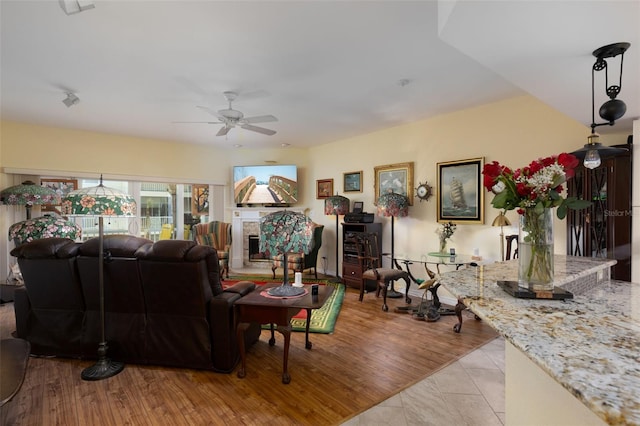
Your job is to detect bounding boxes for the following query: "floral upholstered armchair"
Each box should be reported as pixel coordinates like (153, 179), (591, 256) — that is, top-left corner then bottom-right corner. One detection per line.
(192, 221), (232, 279)
(271, 223), (324, 279)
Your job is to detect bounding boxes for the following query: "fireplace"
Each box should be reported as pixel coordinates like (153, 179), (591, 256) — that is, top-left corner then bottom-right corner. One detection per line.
(248, 235), (269, 261)
(231, 207), (305, 270)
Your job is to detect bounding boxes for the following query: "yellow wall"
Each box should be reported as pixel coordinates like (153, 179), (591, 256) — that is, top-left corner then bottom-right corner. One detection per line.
(307, 95), (629, 283)
(0, 121), (309, 185)
(1, 94), (632, 283)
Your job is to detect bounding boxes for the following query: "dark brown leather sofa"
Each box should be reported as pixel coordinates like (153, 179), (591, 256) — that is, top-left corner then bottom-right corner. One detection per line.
(11, 235), (261, 373)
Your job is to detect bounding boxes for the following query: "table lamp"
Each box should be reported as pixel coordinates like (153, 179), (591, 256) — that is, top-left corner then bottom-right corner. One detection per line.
(492, 211), (511, 261)
(259, 210), (314, 297)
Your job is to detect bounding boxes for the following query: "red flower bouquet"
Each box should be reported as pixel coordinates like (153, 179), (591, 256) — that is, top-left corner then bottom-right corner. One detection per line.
(482, 153), (589, 219)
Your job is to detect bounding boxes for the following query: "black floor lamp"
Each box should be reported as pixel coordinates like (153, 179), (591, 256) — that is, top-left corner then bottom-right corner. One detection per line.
(324, 194), (350, 283)
(376, 191), (409, 298)
(63, 175), (137, 380)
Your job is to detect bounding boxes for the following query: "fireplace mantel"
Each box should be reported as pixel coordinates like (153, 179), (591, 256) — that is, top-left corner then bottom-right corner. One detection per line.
(230, 207), (304, 270)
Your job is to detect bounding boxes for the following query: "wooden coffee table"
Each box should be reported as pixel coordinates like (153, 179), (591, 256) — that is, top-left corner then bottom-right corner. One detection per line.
(235, 283), (334, 384)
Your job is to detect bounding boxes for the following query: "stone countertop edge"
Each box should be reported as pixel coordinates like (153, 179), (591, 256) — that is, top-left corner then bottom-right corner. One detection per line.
(438, 256), (639, 426)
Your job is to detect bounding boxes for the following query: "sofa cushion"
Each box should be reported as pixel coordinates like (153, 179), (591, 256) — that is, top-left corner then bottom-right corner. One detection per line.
(10, 237), (80, 259)
(78, 234), (152, 257)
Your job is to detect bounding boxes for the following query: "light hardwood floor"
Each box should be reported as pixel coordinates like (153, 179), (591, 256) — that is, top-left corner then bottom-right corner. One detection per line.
(1, 280), (497, 425)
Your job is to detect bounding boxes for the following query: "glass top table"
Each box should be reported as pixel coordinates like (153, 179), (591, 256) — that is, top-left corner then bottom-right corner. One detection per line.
(383, 253), (480, 322)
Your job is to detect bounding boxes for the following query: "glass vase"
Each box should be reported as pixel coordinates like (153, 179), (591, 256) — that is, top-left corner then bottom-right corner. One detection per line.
(518, 208), (554, 292)
(439, 237), (447, 254)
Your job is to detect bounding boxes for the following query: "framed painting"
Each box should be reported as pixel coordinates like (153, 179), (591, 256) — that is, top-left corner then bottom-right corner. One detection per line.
(436, 157), (484, 224)
(316, 179), (333, 199)
(191, 184), (209, 216)
(40, 178), (78, 213)
(374, 162), (414, 206)
(343, 170), (362, 193)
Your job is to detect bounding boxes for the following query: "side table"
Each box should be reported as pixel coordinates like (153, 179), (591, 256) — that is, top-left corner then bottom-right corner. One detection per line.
(235, 283), (333, 384)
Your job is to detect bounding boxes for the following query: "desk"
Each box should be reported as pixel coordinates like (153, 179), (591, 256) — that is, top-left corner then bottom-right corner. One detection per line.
(235, 283), (333, 384)
(386, 253), (477, 320)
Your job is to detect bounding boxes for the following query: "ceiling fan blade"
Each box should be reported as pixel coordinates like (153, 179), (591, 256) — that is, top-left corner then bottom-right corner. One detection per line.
(216, 125), (231, 137)
(243, 115), (278, 124)
(197, 105), (224, 120)
(241, 124), (276, 136)
(172, 121), (222, 124)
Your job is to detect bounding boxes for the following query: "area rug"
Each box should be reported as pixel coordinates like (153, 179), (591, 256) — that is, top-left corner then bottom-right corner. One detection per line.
(225, 276), (344, 334)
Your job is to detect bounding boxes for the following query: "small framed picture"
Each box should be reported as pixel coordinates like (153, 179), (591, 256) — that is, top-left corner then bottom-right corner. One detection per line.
(316, 179), (333, 199)
(343, 170), (362, 193)
(40, 178), (78, 213)
(191, 184), (209, 216)
(353, 201), (364, 213)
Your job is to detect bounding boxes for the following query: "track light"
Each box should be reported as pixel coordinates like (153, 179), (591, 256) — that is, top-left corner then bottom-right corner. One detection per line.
(59, 0), (95, 15)
(571, 42), (630, 167)
(62, 92), (80, 107)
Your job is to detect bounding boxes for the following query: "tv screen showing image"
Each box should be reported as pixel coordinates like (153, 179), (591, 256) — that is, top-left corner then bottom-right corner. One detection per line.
(233, 164), (298, 206)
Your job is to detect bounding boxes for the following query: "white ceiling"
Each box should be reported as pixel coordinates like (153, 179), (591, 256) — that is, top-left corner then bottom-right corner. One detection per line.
(1, 1), (638, 150)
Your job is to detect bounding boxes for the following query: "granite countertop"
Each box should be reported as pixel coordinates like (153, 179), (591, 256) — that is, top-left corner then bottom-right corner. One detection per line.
(438, 256), (639, 425)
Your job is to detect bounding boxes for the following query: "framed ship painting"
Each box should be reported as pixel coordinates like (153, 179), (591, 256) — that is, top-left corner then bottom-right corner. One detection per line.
(436, 157), (484, 224)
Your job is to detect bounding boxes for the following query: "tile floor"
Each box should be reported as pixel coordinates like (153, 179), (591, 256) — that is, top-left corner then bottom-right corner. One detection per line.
(341, 336), (506, 426)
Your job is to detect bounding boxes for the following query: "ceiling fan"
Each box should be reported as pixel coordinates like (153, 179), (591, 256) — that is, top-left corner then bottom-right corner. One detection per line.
(175, 91), (278, 136)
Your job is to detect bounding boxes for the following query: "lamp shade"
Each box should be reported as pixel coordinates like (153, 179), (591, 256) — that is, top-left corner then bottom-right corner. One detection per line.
(492, 211), (511, 227)
(324, 195), (350, 216)
(0, 180), (61, 207)
(8, 215), (82, 246)
(259, 210), (314, 257)
(62, 179), (136, 217)
(1, 180), (61, 219)
(376, 192), (409, 218)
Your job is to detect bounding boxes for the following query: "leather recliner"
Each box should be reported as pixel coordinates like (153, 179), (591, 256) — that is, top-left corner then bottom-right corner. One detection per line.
(12, 235), (261, 373)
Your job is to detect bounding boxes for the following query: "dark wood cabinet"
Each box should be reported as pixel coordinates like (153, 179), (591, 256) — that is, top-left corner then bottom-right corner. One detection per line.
(342, 223), (382, 290)
(566, 139), (632, 281)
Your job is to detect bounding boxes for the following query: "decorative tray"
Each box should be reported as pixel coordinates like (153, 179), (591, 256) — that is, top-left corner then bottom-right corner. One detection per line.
(497, 280), (573, 300)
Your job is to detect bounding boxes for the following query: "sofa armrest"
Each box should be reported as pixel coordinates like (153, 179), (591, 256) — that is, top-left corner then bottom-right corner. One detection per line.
(208, 291), (242, 372)
(223, 281), (256, 297)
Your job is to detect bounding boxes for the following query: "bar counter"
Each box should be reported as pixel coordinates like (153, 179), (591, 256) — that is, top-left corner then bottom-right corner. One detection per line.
(438, 255), (639, 425)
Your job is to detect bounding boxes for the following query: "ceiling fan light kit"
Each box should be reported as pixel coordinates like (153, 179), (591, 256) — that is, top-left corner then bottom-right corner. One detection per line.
(62, 92), (80, 107)
(177, 91), (278, 137)
(571, 42), (630, 169)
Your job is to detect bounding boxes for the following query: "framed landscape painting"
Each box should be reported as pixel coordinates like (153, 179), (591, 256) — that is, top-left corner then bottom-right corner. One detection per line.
(374, 162), (414, 206)
(436, 157), (484, 224)
(343, 171), (362, 193)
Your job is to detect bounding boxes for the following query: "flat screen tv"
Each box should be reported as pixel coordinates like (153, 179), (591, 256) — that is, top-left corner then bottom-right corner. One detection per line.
(233, 164), (298, 207)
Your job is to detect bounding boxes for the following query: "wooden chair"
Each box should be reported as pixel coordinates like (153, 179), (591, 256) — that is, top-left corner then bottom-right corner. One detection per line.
(271, 224), (324, 279)
(505, 234), (518, 260)
(192, 221), (232, 279)
(356, 232), (411, 311)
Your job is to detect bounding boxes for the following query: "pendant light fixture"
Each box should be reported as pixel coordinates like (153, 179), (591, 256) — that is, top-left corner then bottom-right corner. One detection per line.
(571, 42), (630, 169)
